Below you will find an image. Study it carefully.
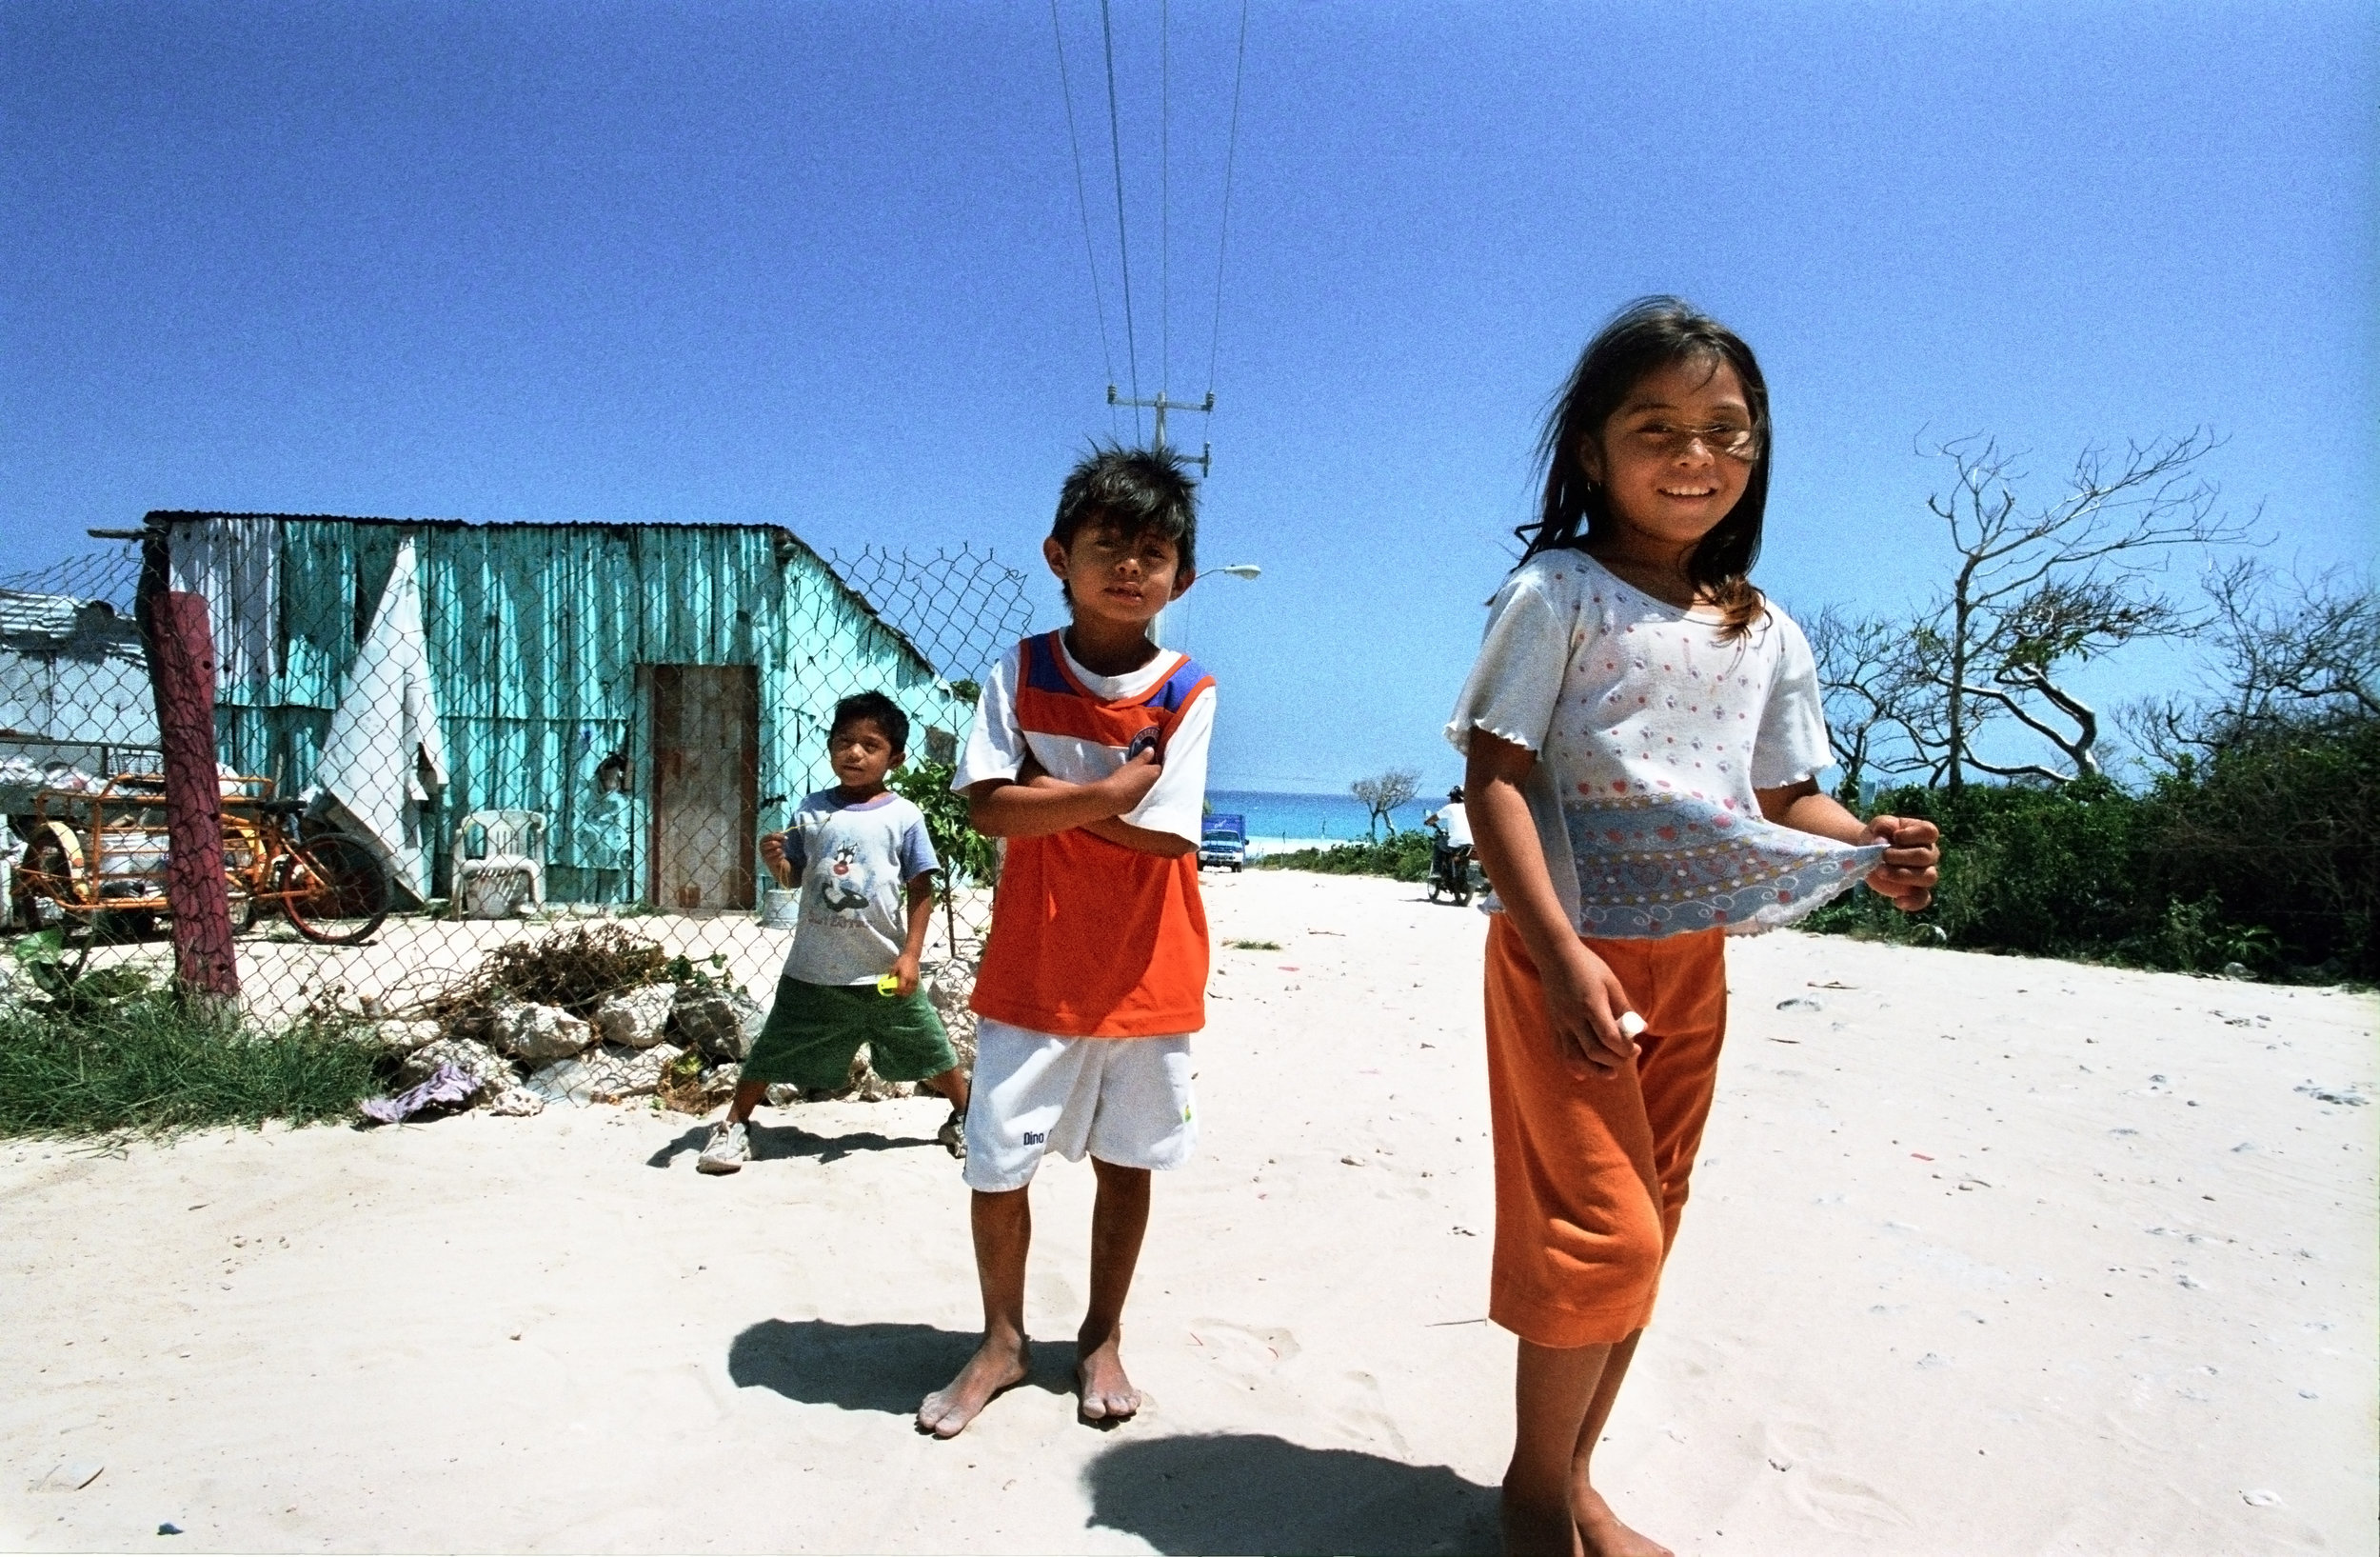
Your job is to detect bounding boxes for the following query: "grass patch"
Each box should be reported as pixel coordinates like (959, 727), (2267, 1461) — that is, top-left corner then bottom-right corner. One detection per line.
(0, 955), (388, 1139)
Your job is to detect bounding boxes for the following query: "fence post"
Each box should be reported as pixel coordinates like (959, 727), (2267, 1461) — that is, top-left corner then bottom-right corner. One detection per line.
(138, 540), (240, 1000)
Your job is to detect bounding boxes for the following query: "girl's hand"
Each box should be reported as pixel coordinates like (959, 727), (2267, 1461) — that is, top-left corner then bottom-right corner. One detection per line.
(1539, 939), (1640, 1079)
(1860, 814), (1940, 911)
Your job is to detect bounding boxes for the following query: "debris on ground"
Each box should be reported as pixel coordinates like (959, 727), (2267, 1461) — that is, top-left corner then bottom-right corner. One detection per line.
(361, 1062), (481, 1124)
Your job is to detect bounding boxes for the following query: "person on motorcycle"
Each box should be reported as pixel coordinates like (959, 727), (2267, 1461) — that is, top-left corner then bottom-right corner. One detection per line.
(1424, 787), (1474, 902)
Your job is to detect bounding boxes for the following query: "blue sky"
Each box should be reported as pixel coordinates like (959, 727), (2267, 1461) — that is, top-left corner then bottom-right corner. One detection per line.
(5, 1), (2372, 792)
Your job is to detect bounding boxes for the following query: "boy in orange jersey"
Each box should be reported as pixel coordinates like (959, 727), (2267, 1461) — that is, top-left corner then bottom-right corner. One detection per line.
(916, 446), (1215, 1440)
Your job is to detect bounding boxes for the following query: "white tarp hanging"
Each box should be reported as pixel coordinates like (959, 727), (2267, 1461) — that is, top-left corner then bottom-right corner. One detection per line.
(165, 515), (281, 688)
(315, 539), (447, 904)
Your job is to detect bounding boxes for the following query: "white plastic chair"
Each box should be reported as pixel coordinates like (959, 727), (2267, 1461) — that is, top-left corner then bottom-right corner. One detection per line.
(451, 808), (547, 918)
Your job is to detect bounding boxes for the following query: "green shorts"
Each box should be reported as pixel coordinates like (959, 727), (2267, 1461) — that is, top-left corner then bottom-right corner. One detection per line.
(741, 975), (959, 1090)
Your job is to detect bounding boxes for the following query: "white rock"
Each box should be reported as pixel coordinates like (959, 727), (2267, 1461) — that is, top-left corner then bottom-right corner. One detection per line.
(524, 1057), (598, 1107)
(374, 1018), (445, 1052)
(495, 1002), (595, 1064)
(591, 1042), (683, 1103)
(527, 1042), (686, 1107)
(672, 988), (764, 1062)
(486, 1086), (546, 1117)
(396, 1037), (511, 1093)
(593, 983), (677, 1048)
(926, 963), (980, 1068)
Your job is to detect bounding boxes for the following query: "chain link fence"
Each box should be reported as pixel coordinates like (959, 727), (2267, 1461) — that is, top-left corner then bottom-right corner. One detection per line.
(3, 519), (1039, 1115)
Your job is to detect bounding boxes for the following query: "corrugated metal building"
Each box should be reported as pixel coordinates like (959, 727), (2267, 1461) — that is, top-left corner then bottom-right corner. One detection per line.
(152, 511), (970, 911)
(0, 588), (156, 753)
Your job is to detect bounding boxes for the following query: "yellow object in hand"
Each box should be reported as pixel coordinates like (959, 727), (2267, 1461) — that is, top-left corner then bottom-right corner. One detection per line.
(876, 974), (901, 997)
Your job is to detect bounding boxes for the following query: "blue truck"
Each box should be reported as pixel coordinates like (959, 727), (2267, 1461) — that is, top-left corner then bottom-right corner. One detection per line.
(1199, 811), (1247, 872)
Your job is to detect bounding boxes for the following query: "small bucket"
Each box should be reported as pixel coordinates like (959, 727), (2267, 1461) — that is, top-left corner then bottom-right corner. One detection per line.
(760, 887), (800, 929)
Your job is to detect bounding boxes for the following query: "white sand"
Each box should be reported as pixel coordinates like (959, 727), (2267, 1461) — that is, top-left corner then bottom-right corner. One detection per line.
(4, 870), (2372, 1554)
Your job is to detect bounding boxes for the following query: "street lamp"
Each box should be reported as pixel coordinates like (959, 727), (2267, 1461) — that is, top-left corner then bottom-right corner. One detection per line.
(1155, 563), (1260, 649)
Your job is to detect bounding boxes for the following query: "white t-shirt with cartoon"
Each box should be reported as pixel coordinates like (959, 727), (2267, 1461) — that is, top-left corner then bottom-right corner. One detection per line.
(1445, 550), (1880, 938)
(778, 789), (940, 986)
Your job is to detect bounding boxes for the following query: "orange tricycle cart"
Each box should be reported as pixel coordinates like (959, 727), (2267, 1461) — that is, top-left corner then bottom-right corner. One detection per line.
(10, 774), (391, 963)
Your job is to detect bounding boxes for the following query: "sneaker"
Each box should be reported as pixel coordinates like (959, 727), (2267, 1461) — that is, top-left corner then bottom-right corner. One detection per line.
(697, 1120), (749, 1175)
(938, 1108), (967, 1161)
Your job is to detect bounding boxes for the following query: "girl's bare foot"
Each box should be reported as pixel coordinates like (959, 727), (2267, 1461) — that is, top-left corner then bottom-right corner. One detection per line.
(1075, 1334), (1140, 1424)
(1575, 1483), (1671, 1557)
(915, 1337), (1030, 1439)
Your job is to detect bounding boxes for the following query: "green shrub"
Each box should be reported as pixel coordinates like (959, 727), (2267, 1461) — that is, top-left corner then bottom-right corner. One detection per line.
(2141, 717), (2377, 977)
(1256, 830), (1434, 882)
(1806, 716), (2375, 980)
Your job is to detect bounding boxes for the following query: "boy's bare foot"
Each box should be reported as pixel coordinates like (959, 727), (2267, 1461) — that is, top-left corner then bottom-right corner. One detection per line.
(1574, 1484), (1671, 1557)
(1075, 1334), (1140, 1425)
(916, 1337), (1030, 1439)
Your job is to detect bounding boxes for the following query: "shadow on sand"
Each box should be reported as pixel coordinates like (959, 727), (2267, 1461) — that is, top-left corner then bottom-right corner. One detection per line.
(645, 1120), (937, 1169)
(1082, 1431), (1499, 1556)
(727, 1318), (1070, 1418)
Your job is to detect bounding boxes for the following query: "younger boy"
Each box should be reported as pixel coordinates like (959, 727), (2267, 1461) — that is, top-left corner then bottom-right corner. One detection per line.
(698, 691), (969, 1174)
(917, 446), (1216, 1439)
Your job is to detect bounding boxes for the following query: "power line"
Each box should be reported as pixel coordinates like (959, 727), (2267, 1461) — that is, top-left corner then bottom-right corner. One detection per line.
(1160, 0), (1170, 398)
(1098, 0), (1142, 441)
(1048, 0), (1121, 437)
(1205, 0), (1250, 401)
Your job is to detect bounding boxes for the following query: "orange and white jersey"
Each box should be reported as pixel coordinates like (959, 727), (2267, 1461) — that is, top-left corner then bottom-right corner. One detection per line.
(955, 632), (1217, 844)
(954, 632), (1217, 1038)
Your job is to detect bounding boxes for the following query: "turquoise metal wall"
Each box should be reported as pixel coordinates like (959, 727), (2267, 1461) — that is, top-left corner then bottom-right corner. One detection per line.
(178, 516), (968, 904)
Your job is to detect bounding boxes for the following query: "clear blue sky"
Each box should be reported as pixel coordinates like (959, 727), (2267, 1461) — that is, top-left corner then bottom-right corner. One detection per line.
(5, 1), (2372, 792)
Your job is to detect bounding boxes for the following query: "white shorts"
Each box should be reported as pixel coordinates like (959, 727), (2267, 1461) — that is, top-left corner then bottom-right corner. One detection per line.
(961, 1019), (1199, 1192)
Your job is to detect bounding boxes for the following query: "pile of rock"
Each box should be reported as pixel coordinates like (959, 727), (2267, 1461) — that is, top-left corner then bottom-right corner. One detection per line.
(370, 963), (981, 1119)
(376, 981), (764, 1118)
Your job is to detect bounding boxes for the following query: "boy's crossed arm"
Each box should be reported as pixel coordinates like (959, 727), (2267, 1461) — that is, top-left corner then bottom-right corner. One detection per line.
(963, 750), (1194, 858)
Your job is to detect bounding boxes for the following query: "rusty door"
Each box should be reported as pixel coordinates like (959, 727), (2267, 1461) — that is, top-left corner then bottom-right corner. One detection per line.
(645, 665), (758, 912)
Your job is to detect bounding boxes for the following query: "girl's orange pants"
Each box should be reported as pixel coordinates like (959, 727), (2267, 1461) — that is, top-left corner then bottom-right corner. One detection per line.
(1483, 914), (1729, 1348)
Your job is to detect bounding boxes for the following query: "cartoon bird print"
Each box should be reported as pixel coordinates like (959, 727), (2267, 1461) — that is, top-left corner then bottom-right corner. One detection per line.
(817, 843), (873, 917)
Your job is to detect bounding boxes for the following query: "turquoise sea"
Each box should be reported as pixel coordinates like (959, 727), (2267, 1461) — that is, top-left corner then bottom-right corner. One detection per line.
(1204, 788), (1441, 852)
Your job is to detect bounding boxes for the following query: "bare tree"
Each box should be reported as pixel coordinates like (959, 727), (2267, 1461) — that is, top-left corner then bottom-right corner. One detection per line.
(2124, 559), (2379, 765)
(1350, 767), (1420, 839)
(1807, 604), (1930, 797)
(1908, 431), (2249, 788)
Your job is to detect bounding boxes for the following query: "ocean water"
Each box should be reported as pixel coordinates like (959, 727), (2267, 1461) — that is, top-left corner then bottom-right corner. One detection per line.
(1204, 788), (1440, 852)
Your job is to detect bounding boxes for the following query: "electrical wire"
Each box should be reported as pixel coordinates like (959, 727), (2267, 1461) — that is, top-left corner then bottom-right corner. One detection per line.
(1160, 0), (1171, 403)
(1204, 0), (1249, 402)
(1047, 0), (1121, 438)
(1099, 0), (1143, 441)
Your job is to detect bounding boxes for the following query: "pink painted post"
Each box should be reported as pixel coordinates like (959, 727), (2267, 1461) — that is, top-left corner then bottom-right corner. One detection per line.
(146, 589), (240, 999)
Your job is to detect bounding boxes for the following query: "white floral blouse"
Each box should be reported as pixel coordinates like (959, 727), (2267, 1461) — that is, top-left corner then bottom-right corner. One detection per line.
(1445, 550), (1882, 938)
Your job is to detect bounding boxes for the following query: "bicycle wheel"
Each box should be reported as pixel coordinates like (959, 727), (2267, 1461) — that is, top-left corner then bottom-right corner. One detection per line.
(282, 831), (390, 945)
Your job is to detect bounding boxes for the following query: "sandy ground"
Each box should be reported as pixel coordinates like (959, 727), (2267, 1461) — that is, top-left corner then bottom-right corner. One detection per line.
(3, 869), (2372, 1555)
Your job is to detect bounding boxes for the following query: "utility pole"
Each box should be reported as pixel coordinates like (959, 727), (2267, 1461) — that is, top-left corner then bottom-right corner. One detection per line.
(1109, 388), (1214, 649)
(1108, 386), (1213, 475)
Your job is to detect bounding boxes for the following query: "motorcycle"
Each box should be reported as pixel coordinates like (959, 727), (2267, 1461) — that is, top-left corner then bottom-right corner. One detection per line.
(1424, 822), (1480, 907)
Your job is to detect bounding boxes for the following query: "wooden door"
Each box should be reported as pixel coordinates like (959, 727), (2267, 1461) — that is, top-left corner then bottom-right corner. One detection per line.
(645, 665), (758, 912)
